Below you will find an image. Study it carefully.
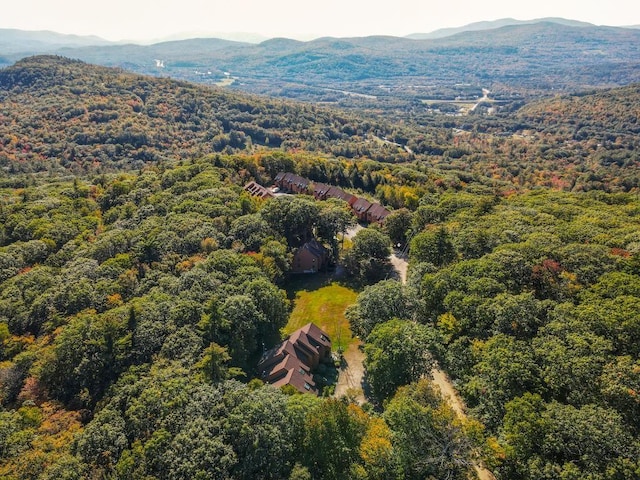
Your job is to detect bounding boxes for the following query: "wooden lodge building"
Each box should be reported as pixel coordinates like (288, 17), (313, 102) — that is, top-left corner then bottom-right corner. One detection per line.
(273, 172), (390, 224)
(257, 323), (332, 395)
(292, 239), (328, 274)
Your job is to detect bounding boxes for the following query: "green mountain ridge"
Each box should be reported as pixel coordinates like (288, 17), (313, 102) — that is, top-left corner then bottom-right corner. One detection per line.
(3, 22), (639, 104)
(406, 16), (596, 39)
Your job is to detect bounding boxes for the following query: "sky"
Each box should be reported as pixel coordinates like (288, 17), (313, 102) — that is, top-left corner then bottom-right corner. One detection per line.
(2, 0), (639, 42)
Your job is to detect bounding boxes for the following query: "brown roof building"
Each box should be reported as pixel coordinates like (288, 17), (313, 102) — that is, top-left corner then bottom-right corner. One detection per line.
(274, 172), (311, 194)
(257, 323), (332, 394)
(366, 203), (391, 223)
(243, 181), (275, 199)
(274, 172), (287, 183)
(274, 172), (392, 224)
(351, 197), (373, 221)
(292, 239), (328, 273)
(312, 182), (331, 200)
(325, 186), (358, 206)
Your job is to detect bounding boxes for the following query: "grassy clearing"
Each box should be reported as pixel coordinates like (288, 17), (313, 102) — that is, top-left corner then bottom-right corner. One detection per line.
(215, 77), (236, 87)
(284, 273), (359, 352)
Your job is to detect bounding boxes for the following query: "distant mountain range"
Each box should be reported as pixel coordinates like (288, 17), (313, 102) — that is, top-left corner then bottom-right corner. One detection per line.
(0, 28), (113, 54)
(406, 17), (596, 39)
(0, 17), (624, 50)
(2, 19), (640, 104)
(133, 31), (271, 45)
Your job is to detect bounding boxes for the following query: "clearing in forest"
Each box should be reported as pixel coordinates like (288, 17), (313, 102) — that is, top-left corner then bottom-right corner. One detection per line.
(284, 274), (358, 353)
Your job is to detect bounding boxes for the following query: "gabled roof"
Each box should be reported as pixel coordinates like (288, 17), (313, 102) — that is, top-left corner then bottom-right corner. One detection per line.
(289, 330), (320, 358)
(298, 238), (327, 259)
(261, 348), (317, 394)
(269, 366), (317, 394)
(352, 197), (373, 213)
(325, 186), (357, 204)
(257, 322), (331, 395)
(262, 349), (311, 380)
(243, 181), (274, 199)
(312, 182), (331, 197)
(300, 322), (332, 349)
(279, 172), (309, 189)
(367, 203), (391, 221)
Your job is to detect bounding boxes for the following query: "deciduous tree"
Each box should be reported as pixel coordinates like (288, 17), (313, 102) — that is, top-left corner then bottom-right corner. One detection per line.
(364, 319), (437, 401)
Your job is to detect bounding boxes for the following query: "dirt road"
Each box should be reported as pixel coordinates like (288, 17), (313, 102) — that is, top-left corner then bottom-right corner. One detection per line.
(431, 369), (496, 480)
(431, 368), (466, 416)
(333, 340), (366, 404)
(336, 227), (496, 480)
(390, 252), (408, 283)
(393, 255), (496, 480)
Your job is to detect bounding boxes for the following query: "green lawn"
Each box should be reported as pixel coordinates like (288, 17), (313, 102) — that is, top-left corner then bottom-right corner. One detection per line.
(284, 274), (359, 352)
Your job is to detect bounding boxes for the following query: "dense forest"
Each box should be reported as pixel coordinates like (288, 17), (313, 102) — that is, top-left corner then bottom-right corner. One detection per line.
(1, 56), (639, 479)
(361, 188), (640, 479)
(0, 156), (486, 479)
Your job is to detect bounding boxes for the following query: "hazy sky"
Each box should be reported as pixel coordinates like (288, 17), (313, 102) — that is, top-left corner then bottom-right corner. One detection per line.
(3, 0), (639, 41)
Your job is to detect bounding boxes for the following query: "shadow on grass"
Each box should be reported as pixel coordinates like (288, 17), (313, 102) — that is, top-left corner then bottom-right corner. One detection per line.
(284, 268), (362, 300)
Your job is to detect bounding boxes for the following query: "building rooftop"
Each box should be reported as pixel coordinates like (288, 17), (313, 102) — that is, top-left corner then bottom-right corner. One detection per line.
(257, 322), (331, 395)
(243, 181), (275, 199)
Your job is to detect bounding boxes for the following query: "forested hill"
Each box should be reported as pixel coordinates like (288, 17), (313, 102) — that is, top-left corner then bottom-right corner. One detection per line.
(2, 56), (640, 192)
(0, 56), (410, 173)
(516, 84), (640, 138)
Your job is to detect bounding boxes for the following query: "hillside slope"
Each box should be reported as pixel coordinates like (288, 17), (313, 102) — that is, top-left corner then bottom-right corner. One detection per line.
(517, 84), (640, 137)
(0, 56), (411, 173)
(1, 56), (639, 192)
